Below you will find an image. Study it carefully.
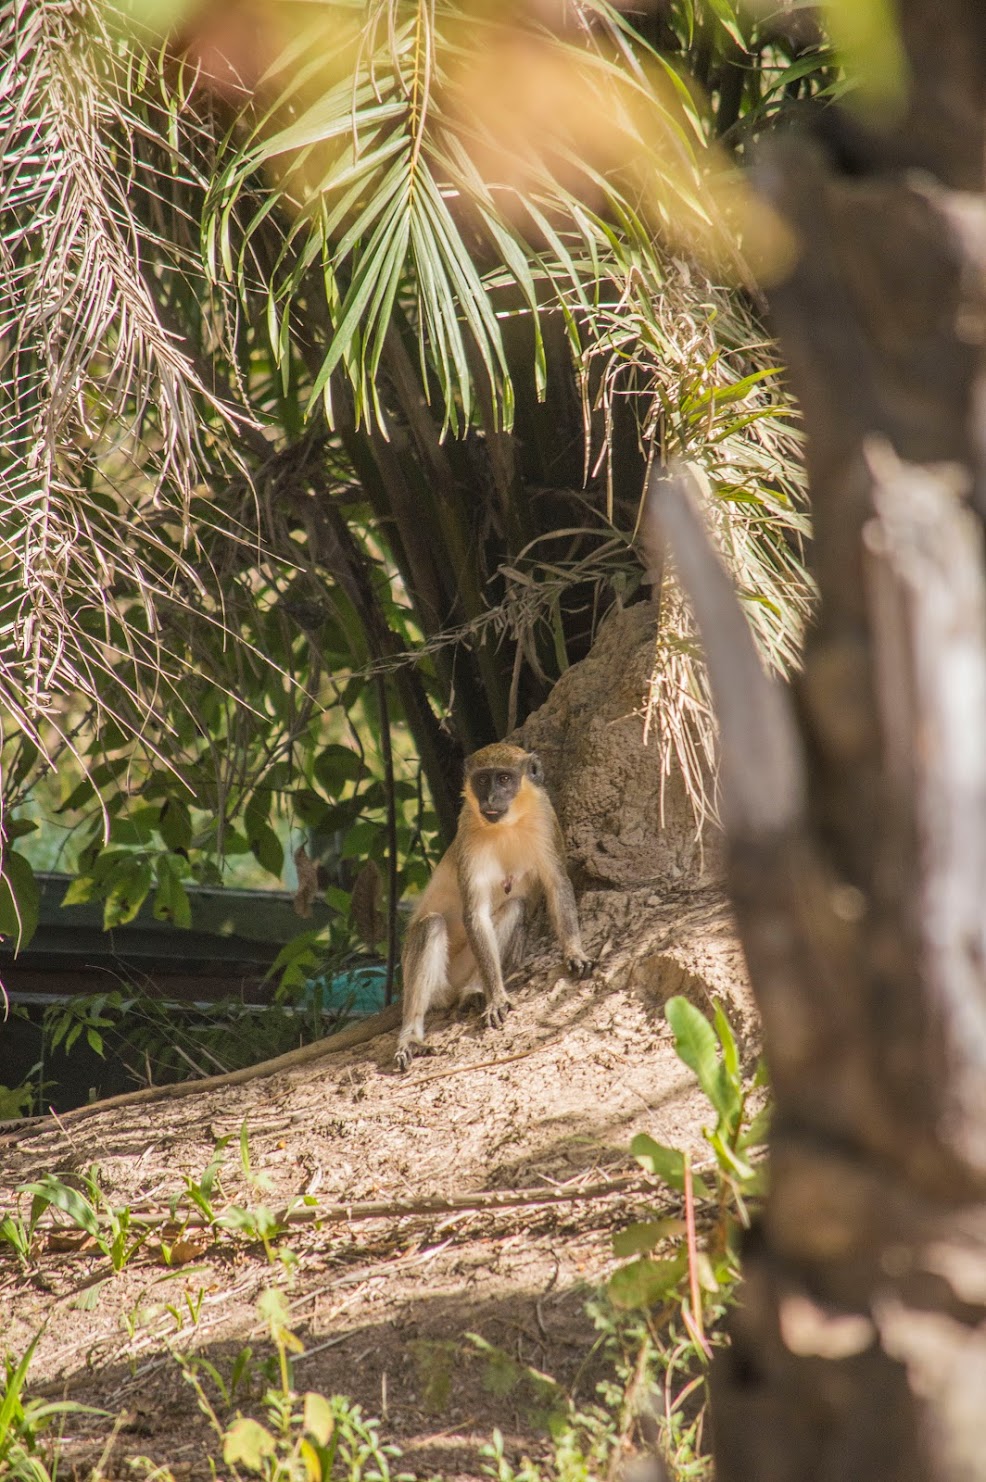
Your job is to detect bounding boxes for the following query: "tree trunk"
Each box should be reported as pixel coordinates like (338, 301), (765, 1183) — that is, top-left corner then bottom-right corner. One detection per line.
(653, 3), (986, 1476)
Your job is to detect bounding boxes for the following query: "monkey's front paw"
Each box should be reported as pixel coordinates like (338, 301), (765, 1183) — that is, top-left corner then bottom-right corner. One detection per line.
(566, 952), (595, 980)
(394, 1046), (412, 1073)
(484, 996), (511, 1030)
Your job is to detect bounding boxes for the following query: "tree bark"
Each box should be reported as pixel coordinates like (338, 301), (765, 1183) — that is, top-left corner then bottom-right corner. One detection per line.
(653, 4), (986, 1476)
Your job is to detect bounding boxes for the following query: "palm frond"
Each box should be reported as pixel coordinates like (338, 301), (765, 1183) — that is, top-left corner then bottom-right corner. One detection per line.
(203, 0), (745, 432)
(0, 0), (252, 763)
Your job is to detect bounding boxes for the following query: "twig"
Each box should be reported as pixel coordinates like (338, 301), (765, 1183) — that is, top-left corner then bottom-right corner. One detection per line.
(38, 1173), (656, 1236)
(682, 1152), (712, 1360)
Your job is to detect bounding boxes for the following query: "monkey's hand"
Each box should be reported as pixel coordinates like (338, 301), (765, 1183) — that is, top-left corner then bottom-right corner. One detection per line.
(565, 950), (594, 980)
(484, 994), (511, 1030)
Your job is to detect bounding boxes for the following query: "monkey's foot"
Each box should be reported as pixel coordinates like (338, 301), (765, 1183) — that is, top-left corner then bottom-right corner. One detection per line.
(394, 1042), (436, 1073)
(484, 997), (511, 1030)
(566, 952), (595, 980)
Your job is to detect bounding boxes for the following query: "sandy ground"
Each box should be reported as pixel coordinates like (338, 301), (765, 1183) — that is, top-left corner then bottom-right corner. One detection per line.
(0, 884), (754, 1480)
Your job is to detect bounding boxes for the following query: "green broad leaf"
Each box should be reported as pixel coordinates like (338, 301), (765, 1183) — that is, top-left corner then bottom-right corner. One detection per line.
(61, 871), (96, 906)
(243, 789), (271, 834)
(88, 848), (135, 885)
(4, 819), (38, 841)
(0, 851), (40, 951)
(630, 1133), (711, 1198)
(314, 744), (364, 789)
(22, 1176), (101, 1239)
(608, 1254), (687, 1310)
(292, 788), (330, 828)
(695, 1251), (720, 1294)
(703, 0), (746, 48)
(630, 1133), (685, 1191)
(707, 1128), (755, 1183)
(219, 1205), (281, 1241)
(267, 929), (327, 975)
(159, 797), (193, 852)
(239, 1120), (252, 1181)
(248, 822), (284, 880)
(153, 857), (192, 929)
(103, 859), (153, 929)
(109, 810), (159, 847)
(761, 47), (833, 100)
(223, 1416), (277, 1471)
(218, 831), (250, 856)
(713, 1001), (740, 1081)
(0, 1083), (34, 1119)
(0, 1330), (39, 1432)
(665, 996), (742, 1128)
(303, 1391), (334, 1446)
(70, 1279), (109, 1311)
(738, 1103), (772, 1152)
(0, 1213), (29, 1249)
(611, 1219), (686, 1258)
(341, 821), (380, 858)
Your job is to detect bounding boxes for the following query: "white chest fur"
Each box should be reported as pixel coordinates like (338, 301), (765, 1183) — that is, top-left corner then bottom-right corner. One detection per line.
(467, 838), (535, 905)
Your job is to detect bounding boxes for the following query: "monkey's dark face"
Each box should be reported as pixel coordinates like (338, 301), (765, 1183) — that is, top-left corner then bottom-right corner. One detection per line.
(469, 766), (522, 823)
(465, 745), (544, 824)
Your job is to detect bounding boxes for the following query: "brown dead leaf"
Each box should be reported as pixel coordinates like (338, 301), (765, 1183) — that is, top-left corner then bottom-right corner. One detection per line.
(350, 859), (382, 951)
(293, 844), (321, 919)
(162, 1236), (212, 1266)
(47, 1230), (97, 1255)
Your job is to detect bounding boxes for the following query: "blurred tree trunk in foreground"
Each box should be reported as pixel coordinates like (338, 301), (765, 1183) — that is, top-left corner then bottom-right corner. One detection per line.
(654, 2), (986, 1477)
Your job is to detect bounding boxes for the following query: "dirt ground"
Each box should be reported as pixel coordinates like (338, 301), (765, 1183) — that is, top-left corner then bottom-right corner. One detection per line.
(0, 884), (754, 1481)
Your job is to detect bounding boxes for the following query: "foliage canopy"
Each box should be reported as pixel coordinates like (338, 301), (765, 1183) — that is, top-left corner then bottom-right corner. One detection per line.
(0, 0), (828, 982)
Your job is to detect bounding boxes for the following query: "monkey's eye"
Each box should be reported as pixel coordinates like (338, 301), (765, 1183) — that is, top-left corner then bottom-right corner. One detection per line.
(497, 773), (511, 787)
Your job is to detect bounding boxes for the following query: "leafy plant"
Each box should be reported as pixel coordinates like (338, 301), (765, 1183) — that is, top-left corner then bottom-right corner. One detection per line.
(1, 0), (821, 918)
(178, 1290), (406, 1481)
(0, 1211), (40, 1269)
(172, 1133), (232, 1228)
(0, 1331), (104, 1482)
(577, 997), (770, 1477)
(475, 1301), (709, 1482)
(20, 1168), (151, 1273)
(0, 1073), (38, 1122)
(39, 982), (366, 1103)
(611, 996), (767, 1317)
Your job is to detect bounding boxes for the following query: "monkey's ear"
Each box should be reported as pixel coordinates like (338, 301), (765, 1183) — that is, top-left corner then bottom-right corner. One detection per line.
(527, 751), (545, 785)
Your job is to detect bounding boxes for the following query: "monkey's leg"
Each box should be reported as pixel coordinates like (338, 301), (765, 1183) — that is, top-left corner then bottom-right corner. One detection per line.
(461, 897), (526, 1029)
(497, 895), (528, 977)
(396, 912), (450, 1072)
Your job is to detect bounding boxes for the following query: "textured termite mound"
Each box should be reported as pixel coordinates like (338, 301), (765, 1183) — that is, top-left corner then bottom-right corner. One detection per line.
(517, 601), (723, 889)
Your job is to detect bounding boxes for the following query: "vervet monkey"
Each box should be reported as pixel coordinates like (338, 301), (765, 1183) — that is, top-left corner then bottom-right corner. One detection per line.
(395, 743), (593, 1071)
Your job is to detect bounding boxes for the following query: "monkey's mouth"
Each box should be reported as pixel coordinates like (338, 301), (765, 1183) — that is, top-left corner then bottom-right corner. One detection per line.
(481, 808), (505, 824)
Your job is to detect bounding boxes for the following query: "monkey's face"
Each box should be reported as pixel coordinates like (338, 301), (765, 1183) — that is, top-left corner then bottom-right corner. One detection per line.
(469, 765), (522, 824)
(465, 745), (543, 825)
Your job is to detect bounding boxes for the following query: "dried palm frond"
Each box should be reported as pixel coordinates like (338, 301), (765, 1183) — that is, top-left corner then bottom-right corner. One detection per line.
(0, 0), (244, 767)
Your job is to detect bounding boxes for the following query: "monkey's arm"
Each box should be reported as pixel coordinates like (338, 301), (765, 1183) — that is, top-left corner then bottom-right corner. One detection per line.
(543, 823), (594, 980)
